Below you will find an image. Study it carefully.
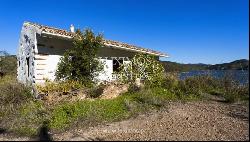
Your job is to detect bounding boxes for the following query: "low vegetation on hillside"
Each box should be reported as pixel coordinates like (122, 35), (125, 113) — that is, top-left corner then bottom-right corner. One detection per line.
(0, 51), (17, 76)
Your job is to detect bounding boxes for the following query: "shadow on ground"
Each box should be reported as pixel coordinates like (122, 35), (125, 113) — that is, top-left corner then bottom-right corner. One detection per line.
(0, 128), (6, 134)
(38, 121), (52, 141)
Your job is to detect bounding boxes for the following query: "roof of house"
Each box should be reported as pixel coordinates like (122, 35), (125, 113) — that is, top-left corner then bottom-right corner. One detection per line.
(24, 21), (168, 57)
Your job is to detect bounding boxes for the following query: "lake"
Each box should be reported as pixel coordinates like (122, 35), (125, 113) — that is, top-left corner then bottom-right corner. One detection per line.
(179, 70), (249, 85)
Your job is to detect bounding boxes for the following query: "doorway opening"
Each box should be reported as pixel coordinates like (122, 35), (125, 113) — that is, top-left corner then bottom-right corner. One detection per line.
(113, 59), (123, 72)
(26, 57), (30, 77)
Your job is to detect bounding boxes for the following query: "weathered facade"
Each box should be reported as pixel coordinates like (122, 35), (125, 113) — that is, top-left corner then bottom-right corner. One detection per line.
(17, 21), (168, 85)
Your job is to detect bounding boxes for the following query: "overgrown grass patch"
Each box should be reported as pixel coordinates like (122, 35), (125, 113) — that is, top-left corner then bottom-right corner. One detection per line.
(0, 75), (33, 119)
(1, 99), (46, 136)
(162, 73), (249, 103)
(0, 75), (46, 136)
(49, 97), (130, 131)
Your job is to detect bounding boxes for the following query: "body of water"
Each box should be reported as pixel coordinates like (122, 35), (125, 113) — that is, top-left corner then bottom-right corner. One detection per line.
(179, 70), (249, 85)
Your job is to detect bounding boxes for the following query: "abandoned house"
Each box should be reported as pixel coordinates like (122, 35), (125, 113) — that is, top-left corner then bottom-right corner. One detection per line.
(17, 21), (168, 84)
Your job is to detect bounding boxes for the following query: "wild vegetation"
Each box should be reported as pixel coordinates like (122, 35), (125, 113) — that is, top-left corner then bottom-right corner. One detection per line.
(118, 53), (165, 87)
(0, 34), (249, 137)
(0, 72), (248, 136)
(0, 51), (17, 76)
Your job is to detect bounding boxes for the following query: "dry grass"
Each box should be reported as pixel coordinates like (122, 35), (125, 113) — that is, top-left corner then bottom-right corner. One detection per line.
(0, 72), (248, 136)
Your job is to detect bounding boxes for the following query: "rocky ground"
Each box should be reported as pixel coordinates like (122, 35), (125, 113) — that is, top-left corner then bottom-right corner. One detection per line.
(0, 99), (249, 141)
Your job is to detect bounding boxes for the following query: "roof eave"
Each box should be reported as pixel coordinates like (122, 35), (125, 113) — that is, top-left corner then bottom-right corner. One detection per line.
(40, 31), (168, 57)
(41, 31), (73, 39)
(104, 43), (167, 57)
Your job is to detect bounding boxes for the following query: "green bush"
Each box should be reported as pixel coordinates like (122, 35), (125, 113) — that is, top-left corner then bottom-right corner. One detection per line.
(56, 29), (104, 86)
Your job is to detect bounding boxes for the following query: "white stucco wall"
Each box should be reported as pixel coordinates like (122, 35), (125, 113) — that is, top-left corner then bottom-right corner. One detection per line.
(94, 59), (113, 82)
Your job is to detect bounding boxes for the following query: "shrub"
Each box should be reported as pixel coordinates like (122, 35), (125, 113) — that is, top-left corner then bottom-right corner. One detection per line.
(161, 73), (203, 100)
(162, 73), (179, 91)
(221, 80), (249, 103)
(162, 72), (249, 103)
(55, 29), (104, 86)
(118, 53), (165, 88)
(86, 83), (106, 98)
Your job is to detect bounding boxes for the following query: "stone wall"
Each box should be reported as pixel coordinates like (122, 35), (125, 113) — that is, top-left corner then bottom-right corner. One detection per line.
(17, 23), (38, 84)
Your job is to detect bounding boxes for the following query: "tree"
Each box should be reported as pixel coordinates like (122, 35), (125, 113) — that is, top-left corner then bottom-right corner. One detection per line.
(55, 29), (104, 86)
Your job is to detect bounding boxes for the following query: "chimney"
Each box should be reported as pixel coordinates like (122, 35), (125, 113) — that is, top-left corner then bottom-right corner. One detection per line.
(70, 24), (75, 32)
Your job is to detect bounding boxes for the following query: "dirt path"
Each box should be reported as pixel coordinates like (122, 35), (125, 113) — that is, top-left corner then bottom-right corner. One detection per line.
(52, 100), (249, 141)
(1, 100), (249, 141)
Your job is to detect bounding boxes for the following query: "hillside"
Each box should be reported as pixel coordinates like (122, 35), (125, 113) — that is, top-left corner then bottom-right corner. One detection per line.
(207, 59), (249, 70)
(160, 61), (208, 72)
(0, 54), (17, 75)
(161, 59), (249, 72)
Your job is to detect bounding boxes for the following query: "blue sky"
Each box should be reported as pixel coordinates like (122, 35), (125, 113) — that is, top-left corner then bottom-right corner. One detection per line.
(0, 0), (248, 64)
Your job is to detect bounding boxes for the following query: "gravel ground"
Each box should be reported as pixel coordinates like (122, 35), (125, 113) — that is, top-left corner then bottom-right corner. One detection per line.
(1, 100), (249, 141)
(52, 100), (249, 141)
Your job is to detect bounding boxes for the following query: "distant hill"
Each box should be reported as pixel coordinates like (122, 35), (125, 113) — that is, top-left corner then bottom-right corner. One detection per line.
(161, 59), (249, 72)
(207, 59), (249, 70)
(160, 61), (208, 72)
